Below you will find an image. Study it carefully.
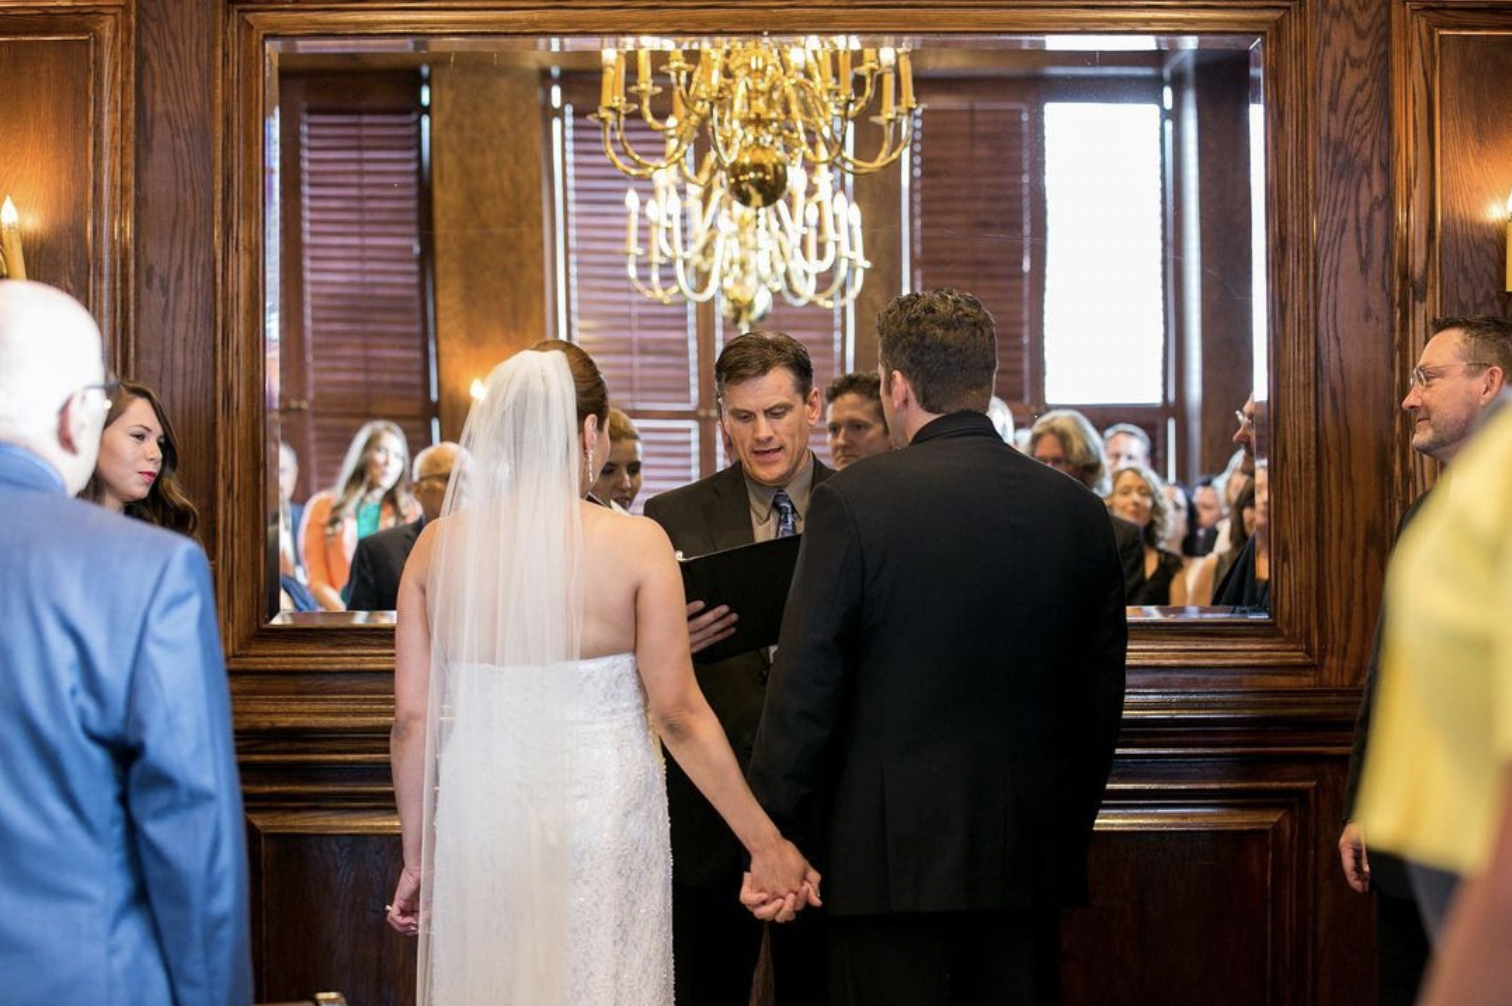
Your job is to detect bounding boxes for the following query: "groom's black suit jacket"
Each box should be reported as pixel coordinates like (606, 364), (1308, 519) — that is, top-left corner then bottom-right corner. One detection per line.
(643, 457), (833, 889)
(749, 412), (1127, 916)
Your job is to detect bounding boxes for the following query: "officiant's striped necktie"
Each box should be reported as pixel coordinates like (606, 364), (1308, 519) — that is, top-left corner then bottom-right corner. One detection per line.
(773, 489), (798, 538)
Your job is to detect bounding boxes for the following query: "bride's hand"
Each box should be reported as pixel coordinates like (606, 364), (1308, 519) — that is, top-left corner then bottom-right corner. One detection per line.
(743, 838), (822, 921)
(386, 865), (423, 936)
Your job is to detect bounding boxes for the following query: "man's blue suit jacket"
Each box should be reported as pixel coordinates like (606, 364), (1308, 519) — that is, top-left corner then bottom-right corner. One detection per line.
(0, 444), (251, 1005)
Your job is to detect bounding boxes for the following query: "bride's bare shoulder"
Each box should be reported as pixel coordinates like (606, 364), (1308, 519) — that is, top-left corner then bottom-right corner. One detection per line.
(582, 504), (677, 562)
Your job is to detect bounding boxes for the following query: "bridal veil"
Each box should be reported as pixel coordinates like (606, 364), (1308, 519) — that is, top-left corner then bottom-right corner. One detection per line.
(417, 349), (583, 1004)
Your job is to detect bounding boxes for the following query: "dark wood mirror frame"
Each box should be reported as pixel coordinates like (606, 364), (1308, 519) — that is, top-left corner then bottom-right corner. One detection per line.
(221, 1), (1317, 695)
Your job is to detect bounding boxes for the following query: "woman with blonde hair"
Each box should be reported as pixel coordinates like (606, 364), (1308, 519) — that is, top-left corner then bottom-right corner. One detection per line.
(301, 420), (421, 610)
(1106, 463), (1188, 605)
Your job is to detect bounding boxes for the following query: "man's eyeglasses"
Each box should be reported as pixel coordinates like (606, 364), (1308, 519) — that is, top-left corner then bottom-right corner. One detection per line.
(414, 471), (452, 486)
(1409, 362), (1491, 389)
(69, 374), (120, 414)
(1234, 409), (1257, 432)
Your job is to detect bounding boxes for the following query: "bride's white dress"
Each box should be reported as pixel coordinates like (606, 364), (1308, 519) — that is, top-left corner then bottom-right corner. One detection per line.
(425, 652), (672, 1005)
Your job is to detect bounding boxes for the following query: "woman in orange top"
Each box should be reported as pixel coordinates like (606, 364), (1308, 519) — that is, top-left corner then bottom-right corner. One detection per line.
(301, 420), (421, 610)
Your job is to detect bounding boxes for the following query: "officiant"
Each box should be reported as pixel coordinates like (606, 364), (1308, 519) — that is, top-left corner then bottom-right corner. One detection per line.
(643, 330), (832, 1006)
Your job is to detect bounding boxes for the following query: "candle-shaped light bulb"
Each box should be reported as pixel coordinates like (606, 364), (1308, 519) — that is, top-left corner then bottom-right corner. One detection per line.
(0, 196), (26, 281)
(1505, 191), (1512, 293)
(625, 189), (641, 253)
(600, 49), (618, 107)
(879, 46), (897, 70)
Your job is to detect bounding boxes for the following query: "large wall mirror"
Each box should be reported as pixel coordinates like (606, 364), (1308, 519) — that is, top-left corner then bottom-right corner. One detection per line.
(227, 6), (1309, 666)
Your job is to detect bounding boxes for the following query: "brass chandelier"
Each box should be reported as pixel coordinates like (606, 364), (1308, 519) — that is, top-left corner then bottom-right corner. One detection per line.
(623, 161), (869, 331)
(595, 35), (913, 325)
(593, 35), (918, 208)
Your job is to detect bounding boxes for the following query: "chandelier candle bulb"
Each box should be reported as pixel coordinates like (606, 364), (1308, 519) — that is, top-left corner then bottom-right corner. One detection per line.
(625, 189), (640, 253)
(0, 197), (26, 281)
(1505, 191), (1512, 293)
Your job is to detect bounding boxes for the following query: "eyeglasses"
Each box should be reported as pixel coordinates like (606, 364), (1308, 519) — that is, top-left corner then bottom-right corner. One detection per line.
(414, 471), (452, 486)
(1234, 409), (1256, 432)
(68, 374), (120, 414)
(1409, 362), (1492, 389)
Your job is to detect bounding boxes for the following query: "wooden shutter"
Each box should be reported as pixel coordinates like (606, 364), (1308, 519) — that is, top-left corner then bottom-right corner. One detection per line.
(279, 72), (432, 496)
(911, 80), (1041, 412)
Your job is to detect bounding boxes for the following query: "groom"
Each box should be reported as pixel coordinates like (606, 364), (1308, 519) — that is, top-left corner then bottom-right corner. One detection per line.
(748, 289), (1128, 1004)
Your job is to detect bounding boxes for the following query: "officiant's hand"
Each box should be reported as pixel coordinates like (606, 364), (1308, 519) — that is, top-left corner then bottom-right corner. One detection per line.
(385, 865), (422, 936)
(686, 600), (737, 655)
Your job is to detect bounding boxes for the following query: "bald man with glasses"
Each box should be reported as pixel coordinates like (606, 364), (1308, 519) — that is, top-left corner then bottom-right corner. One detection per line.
(0, 281), (251, 1005)
(1339, 316), (1512, 1006)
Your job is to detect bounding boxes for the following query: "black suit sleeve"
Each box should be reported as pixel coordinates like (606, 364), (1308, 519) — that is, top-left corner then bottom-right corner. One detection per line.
(748, 480), (862, 856)
(344, 537), (384, 610)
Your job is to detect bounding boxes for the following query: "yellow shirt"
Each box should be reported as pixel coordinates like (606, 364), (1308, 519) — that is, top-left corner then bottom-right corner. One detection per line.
(1357, 402), (1512, 876)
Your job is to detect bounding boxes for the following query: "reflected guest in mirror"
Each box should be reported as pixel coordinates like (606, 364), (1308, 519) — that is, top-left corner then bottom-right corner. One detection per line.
(823, 372), (890, 470)
(1162, 481), (1195, 558)
(1102, 421), (1152, 472)
(82, 379), (199, 538)
(1212, 462), (1269, 610)
(301, 419), (421, 611)
(1187, 476), (1254, 606)
(1106, 463), (1188, 606)
(346, 441), (461, 611)
(277, 440), (319, 612)
(1189, 476), (1225, 556)
(591, 408), (645, 512)
(1030, 408), (1146, 602)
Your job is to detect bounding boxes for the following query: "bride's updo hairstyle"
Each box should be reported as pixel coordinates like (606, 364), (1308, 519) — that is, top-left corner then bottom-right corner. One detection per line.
(529, 340), (609, 431)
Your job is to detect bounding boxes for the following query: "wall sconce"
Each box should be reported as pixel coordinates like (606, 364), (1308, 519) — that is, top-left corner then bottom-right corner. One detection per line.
(470, 378), (487, 402)
(0, 196), (26, 280)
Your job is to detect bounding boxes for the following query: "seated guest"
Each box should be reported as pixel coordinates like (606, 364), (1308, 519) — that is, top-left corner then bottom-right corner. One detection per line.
(1030, 408), (1145, 601)
(1162, 481), (1195, 557)
(277, 440), (320, 611)
(1103, 421), (1152, 471)
(82, 379), (198, 537)
(1107, 463), (1188, 605)
(1189, 476), (1224, 556)
(346, 441), (460, 611)
(986, 395), (1017, 444)
(591, 408), (645, 511)
(1213, 462), (1269, 610)
(823, 371), (891, 469)
(1188, 476), (1255, 605)
(301, 420), (421, 611)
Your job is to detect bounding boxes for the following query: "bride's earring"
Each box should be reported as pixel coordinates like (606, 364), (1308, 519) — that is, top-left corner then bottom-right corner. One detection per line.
(584, 446), (595, 484)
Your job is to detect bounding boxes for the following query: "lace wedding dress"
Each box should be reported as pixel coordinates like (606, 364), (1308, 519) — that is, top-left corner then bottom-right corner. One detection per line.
(424, 654), (672, 1005)
(413, 350), (674, 1004)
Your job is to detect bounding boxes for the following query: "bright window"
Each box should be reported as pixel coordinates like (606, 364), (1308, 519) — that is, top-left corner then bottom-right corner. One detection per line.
(1042, 102), (1165, 404)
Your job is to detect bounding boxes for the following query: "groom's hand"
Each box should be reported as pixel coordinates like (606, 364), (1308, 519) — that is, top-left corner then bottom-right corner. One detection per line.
(686, 600), (737, 655)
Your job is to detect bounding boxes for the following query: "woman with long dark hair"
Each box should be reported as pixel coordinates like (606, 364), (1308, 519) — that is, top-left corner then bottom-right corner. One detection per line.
(82, 380), (198, 536)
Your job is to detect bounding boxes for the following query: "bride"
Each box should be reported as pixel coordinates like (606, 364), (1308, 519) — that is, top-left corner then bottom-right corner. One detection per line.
(385, 341), (818, 1004)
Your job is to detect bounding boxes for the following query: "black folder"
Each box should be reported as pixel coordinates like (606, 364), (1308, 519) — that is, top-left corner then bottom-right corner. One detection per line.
(678, 534), (803, 664)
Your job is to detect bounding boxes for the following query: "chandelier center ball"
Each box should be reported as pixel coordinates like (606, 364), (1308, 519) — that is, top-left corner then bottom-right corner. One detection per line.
(728, 146), (789, 208)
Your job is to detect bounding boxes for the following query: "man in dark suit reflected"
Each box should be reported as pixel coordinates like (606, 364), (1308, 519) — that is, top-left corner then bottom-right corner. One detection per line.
(748, 289), (1128, 1005)
(345, 441), (459, 610)
(643, 330), (831, 1006)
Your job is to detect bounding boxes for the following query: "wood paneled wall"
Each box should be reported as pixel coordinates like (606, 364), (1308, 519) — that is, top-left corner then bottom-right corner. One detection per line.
(0, 0), (1487, 1002)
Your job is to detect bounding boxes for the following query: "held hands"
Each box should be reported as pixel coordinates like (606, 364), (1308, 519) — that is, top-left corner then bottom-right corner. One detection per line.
(686, 600), (738, 656)
(741, 838), (822, 924)
(385, 865), (423, 936)
(1338, 821), (1371, 894)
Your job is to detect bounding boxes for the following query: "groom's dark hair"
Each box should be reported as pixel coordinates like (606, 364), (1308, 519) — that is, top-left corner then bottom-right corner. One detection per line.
(876, 288), (996, 415)
(531, 340), (609, 428)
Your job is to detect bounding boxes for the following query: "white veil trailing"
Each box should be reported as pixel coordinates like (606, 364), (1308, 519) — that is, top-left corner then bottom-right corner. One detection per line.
(416, 349), (583, 1005)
